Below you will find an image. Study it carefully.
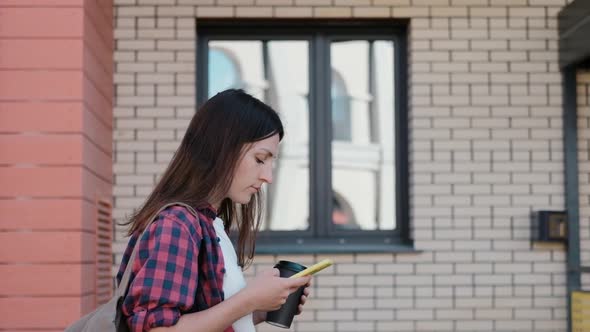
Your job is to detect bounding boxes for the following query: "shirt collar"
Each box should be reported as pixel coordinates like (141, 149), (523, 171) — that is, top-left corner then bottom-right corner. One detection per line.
(195, 202), (218, 220)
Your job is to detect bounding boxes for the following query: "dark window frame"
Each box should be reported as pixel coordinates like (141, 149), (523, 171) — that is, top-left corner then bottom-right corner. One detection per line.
(196, 19), (413, 253)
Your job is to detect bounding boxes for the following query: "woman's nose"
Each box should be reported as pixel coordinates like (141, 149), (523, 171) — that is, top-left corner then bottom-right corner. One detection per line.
(260, 165), (273, 184)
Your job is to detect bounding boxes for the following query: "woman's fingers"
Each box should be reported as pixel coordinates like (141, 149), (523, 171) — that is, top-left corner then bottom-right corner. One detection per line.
(303, 287), (310, 296)
(286, 276), (311, 291)
(295, 292), (309, 315)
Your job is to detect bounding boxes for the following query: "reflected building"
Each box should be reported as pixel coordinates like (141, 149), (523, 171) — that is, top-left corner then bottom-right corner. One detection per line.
(209, 40), (396, 233)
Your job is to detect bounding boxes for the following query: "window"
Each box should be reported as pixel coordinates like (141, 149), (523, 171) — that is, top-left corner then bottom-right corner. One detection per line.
(197, 20), (410, 252)
(208, 48), (242, 97)
(331, 70), (352, 141)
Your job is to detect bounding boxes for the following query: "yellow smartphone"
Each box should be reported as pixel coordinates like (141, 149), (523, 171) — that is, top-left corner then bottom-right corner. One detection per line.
(289, 259), (333, 278)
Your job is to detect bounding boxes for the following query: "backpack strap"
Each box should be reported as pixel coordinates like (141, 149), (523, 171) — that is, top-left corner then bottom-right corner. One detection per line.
(115, 202), (199, 297)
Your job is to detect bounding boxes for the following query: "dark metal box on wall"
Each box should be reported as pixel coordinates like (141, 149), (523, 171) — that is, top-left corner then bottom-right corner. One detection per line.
(531, 210), (567, 243)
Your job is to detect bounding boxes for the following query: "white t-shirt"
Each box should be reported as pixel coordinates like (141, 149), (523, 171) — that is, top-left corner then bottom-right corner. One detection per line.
(212, 217), (256, 332)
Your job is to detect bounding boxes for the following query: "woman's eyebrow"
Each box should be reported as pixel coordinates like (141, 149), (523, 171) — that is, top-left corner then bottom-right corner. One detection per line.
(258, 148), (275, 158)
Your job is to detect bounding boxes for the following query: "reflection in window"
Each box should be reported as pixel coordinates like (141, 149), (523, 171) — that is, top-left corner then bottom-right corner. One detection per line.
(208, 40), (310, 231)
(208, 48), (241, 98)
(332, 191), (359, 230)
(204, 35), (400, 237)
(265, 41), (310, 231)
(331, 70), (352, 141)
(331, 40), (395, 231)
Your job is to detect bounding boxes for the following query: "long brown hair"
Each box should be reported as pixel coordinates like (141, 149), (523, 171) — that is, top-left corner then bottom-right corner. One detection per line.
(123, 89), (284, 267)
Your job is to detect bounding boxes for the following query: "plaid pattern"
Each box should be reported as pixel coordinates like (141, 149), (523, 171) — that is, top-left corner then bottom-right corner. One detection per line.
(116, 204), (235, 332)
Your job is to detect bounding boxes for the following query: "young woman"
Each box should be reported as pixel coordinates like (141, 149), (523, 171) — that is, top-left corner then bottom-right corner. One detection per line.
(116, 89), (312, 332)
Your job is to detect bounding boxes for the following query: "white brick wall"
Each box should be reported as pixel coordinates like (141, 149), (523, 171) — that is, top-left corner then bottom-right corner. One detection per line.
(113, 0), (587, 331)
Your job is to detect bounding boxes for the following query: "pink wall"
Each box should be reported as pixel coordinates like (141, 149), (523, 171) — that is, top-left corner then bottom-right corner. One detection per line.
(0, 0), (113, 330)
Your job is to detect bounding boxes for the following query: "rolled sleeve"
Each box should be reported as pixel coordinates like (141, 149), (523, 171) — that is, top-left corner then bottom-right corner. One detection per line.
(128, 306), (181, 332)
(123, 212), (201, 332)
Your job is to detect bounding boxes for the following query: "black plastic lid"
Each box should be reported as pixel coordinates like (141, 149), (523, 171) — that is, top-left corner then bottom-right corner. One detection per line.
(274, 260), (307, 272)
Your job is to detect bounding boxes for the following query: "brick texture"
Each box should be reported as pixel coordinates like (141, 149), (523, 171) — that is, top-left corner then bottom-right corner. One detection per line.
(0, 1), (114, 330)
(112, 0), (584, 331)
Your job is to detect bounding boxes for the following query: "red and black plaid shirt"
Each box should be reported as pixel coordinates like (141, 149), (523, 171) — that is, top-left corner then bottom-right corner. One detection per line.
(116, 204), (235, 332)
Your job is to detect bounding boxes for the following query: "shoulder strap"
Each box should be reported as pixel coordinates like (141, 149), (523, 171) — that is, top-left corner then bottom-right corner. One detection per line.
(115, 202), (199, 297)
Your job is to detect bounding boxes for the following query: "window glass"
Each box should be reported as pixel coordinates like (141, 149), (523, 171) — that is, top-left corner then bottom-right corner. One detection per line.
(330, 40), (396, 231)
(208, 40), (311, 231)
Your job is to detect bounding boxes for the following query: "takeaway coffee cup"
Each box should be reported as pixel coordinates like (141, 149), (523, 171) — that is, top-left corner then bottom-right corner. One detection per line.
(265, 260), (307, 329)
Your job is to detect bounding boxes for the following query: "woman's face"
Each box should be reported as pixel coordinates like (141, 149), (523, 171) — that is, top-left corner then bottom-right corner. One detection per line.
(227, 133), (280, 205)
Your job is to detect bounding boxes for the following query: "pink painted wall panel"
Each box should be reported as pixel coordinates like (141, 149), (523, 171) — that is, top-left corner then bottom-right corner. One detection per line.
(84, 47), (113, 100)
(0, 231), (93, 263)
(0, 134), (111, 179)
(84, 47), (114, 107)
(84, 0), (112, 46)
(83, 75), (113, 132)
(0, 70), (83, 100)
(0, 167), (82, 197)
(0, 102), (83, 132)
(83, 136), (113, 180)
(84, 10), (113, 78)
(83, 105), (112, 154)
(0, 297), (87, 329)
(81, 167), (112, 202)
(0, 134), (83, 164)
(0, 199), (95, 231)
(0, 264), (93, 296)
(0, 166), (112, 201)
(0, 1), (114, 330)
(0, 39), (83, 69)
(0, 7), (83, 38)
(0, 0), (82, 5)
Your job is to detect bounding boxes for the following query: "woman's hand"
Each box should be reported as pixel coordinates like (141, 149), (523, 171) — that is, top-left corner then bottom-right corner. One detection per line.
(252, 310), (267, 325)
(251, 273), (312, 324)
(242, 268), (311, 312)
(296, 279), (312, 315)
